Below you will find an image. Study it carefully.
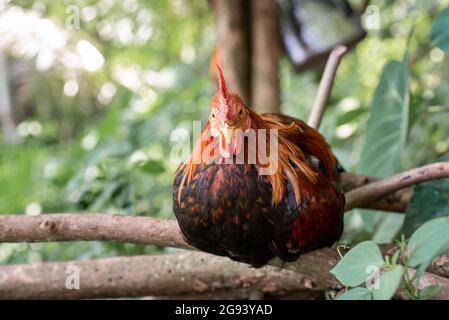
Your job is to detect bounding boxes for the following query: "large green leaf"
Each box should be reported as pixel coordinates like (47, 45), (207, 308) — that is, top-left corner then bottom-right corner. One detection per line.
(372, 265), (404, 300)
(407, 217), (449, 269)
(403, 152), (449, 236)
(358, 58), (409, 177)
(330, 241), (385, 287)
(337, 287), (372, 300)
(431, 6), (449, 53)
(356, 57), (409, 241)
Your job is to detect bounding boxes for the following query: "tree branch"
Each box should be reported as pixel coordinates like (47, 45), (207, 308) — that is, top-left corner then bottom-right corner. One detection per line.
(1, 214), (448, 283)
(345, 162), (449, 211)
(428, 252), (449, 279)
(0, 213), (340, 288)
(0, 162), (448, 299)
(0, 252), (316, 299)
(0, 214), (192, 249)
(340, 172), (412, 212)
(308, 45), (348, 129)
(1, 247), (448, 299)
(1, 163), (449, 247)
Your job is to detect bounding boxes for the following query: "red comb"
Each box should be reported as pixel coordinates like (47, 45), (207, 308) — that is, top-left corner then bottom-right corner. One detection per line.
(216, 65), (229, 103)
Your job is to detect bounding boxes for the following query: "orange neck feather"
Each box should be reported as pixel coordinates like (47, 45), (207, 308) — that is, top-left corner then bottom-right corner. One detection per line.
(176, 110), (327, 206)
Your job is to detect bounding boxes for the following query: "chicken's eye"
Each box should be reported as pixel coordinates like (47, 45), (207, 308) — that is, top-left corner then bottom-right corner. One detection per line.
(211, 113), (216, 119)
(239, 109), (243, 116)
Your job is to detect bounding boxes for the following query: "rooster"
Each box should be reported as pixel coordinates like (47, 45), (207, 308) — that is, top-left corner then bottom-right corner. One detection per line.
(173, 66), (344, 267)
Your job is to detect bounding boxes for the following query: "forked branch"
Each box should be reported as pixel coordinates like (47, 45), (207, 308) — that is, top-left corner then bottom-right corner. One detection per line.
(345, 162), (449, 211)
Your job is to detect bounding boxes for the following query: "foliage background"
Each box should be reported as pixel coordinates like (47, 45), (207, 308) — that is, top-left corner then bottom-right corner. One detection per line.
(1, 0), (449, 266)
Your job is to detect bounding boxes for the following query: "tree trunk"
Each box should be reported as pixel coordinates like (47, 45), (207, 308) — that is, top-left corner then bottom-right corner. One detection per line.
(251, 0), (281, 113)
(0, 51), (17, 143)
(214, 0), (252, 105)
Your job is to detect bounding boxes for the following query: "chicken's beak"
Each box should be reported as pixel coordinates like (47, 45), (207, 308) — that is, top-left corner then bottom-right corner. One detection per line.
(221, 124), (235, 145)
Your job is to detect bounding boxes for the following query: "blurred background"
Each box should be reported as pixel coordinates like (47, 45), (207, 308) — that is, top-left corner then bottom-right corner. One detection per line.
(0, 0), (449, 265)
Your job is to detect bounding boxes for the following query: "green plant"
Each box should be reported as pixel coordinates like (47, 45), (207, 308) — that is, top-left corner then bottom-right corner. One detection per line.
(331, 216), (449, 300)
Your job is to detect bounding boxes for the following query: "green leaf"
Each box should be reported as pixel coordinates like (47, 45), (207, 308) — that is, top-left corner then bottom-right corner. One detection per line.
(372, 265), (404, 300)
(337, 287), (372, 300)
(403, 152), (449, 237)
(418, 285), (442, 300)
(358, 58), (409, 178)
(390, 250), (401, 265)
(337, 109), (367, 126)
(407, 217), (449, 268)
(139, 160), (165, 174)
(431, 6), (449, 53)
(330, 241), (385, 287)
(356, 57), (409, 242)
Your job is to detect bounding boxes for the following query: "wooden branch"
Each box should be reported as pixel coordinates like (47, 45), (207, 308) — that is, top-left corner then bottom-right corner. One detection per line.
(340, 172), (412, 213)
(0, 214), (192, 249)
(0, 168), (420, 246)
(0, 212), (337, 287)
(345, 162), (449, 211)
(428, 252), (449, 279)
(308, 45), (348, 129)
(0, 252), (316, 299)
(1, 247), (448, 299)
(1, 213), (448, 283)
(0, 163), (448, 299)
(2, 163), (449, 246)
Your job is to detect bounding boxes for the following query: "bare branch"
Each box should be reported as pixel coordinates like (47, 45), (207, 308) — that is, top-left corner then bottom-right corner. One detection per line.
(0, 213), (338, 290)
(428, 252), (449, 279)
(340, 172), (412, 212)
(1, 214), (448, 283)
(0, 214), (192, 249)
(345, 162), (449, 211)
(1, 247), (448, 299)
(1, 164), (449, 247)
(1, 162), (449, 299)
(2, 164), (448, 246)
(0, 252), (316, 299)
(308, 45), (348, 129)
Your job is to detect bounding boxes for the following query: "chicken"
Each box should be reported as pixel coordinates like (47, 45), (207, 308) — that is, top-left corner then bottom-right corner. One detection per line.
(172, 66), (344, 267)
